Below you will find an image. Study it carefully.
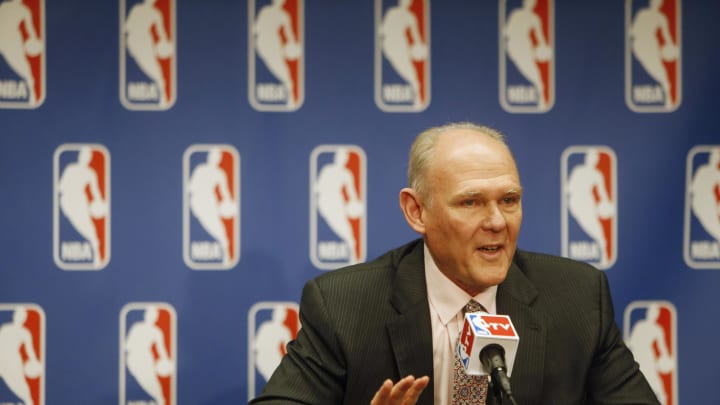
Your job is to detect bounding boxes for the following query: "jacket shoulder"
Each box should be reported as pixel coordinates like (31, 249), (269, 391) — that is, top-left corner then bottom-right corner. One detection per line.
(514, 249), (602, 280)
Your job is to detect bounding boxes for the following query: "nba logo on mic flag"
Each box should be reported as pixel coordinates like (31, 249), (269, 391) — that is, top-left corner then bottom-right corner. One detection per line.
(247, 302), (300, 401)
(53, 144), (111, 270)
(624, 301), (678, 405)
(499, 0), (554, 113)
(183, 144), (240, 270)
(120, 302), (177, 405)
(625, 0), (681, 112)
(248, 0), (304, 112)
(458, 313), (519, 376)
(0, 304), (45, 405)
(310, 145), (367, 270)
(683, 145), (720, 269)
(120, 0), (177, 110)
(561, 146), (617, 270)
(0, 0), (45, 108)
(375, 0), (430, 112)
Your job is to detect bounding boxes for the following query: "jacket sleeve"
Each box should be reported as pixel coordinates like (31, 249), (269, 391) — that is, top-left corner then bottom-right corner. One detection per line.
(249, 279), (347, 404)
(586, 271), (660, 405)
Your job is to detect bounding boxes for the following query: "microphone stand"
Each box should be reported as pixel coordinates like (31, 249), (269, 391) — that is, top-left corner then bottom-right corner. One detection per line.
(481, 344), (520, 405)
(488, 368), (519, 405)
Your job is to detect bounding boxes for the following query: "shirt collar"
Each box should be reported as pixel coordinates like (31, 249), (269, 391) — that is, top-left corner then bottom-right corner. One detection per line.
(424, 242), (497, 326)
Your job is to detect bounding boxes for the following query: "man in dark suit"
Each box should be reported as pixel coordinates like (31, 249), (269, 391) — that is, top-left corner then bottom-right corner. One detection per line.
(250, 123), (659, 405)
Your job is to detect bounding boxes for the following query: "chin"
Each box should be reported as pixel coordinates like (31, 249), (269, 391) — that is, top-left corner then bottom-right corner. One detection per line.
(477, 265), (510, 287)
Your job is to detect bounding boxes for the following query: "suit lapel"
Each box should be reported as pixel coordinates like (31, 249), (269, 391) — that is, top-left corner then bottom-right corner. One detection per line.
(387, 241), (435, 405)
(496, 260), (546, 403)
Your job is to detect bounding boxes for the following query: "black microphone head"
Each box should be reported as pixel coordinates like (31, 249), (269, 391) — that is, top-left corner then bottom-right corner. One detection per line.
(479, 343), (506, 373)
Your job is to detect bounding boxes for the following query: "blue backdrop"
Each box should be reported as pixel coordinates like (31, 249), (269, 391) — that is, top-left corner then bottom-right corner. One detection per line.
(0, 0), (718, 404)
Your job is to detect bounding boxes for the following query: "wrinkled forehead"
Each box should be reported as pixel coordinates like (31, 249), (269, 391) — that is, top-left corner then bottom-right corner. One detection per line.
(434, 130), (517, 169)
(429, 131), (520, 185)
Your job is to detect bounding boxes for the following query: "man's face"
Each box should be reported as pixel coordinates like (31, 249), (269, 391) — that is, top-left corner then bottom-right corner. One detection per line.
(420, 130), (522, 295)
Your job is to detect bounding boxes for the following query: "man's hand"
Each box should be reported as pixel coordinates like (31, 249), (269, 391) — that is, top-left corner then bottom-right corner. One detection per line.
(370, 375), (430, 405)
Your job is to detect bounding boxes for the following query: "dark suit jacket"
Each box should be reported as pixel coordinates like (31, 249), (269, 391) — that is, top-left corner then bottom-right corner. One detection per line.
(251, 239), (659, 405)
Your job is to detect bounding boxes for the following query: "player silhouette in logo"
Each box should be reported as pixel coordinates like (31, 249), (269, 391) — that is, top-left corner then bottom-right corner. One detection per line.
(629, 0), (678, 108)
(253, 0), (301, 108)
(253, 307), (293, 382)
(315, 148), (363, 264)
(0, 307), (42, 405)
(566, 149), (614, 266)
(124, 0), (173, 107)
(379, 0), (427, 108)
(627, 304), (674, 405)
(188, 148), (236, 265)
(503, 0), (551, 110)
(58, 146), (107, 266)
(0, 0), (43, 105)
(689, 148), (720, 244)
(125, 306), (173, 405)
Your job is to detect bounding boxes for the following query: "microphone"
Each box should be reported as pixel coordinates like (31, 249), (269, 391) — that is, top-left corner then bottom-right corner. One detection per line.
(456, 312), (520, 405)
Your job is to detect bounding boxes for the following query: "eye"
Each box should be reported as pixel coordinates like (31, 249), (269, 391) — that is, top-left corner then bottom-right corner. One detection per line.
(462, 199), (476, 207)
(501, 195), (521, 205)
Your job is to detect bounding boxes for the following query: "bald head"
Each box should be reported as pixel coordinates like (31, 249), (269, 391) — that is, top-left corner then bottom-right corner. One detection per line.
(407, 122), (516, 204)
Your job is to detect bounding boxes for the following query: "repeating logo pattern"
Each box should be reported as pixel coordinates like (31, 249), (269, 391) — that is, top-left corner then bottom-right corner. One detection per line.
(0, 304), (45, 405)
(625, 0), (681, 112)
(247, 302), (300, 400)
(183, 144), (241, 270)
(53, 144), (111, 270)
(499, 0), (554, 113)
(0, 0), (45, 108)
(310, 145), (367, 270)
(624, 301), (678, 405)
(375, 0), (430, 112)
(683, 145), (720, 269)
(120, 302), (176, 405)
(561, 146), (617, 269)
(120, 0), (177, 110)
(248, 0), (304, 111)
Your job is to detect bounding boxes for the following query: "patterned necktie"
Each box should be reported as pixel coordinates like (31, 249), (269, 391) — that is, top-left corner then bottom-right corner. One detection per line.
(452, 300), (489, 405)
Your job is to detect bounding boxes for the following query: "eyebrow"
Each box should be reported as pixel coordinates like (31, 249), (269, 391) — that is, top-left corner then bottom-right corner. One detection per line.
(457, 187), (523, 199)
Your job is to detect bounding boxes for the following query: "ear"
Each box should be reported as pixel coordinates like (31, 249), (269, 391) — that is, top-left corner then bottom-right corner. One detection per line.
(399, 188), (426, 235)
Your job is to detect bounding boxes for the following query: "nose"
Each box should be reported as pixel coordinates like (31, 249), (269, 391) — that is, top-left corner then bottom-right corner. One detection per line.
(480, 203), (506, 232)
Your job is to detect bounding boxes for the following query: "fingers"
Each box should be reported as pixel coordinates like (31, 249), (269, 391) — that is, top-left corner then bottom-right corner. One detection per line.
(387, 376), (415, 403)
(371, 379), (393, 405)
(403, 376), (430, 404)
(370, 376), (430, 405)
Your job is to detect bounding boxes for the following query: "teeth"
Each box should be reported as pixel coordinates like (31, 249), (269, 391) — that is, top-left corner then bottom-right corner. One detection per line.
(481, 246), (498, 252)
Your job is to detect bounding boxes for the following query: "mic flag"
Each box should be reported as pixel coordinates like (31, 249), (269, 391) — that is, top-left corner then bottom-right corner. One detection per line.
(456, 313), (519, 376)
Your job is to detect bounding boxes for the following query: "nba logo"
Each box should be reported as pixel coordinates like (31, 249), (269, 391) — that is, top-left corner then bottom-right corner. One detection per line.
(248, 0), (304, 112)
(183, 144), (240, 270)
(625, 0), (681, 112)
(683, 145), (720, 269)
(499, 0), (554, 113)
(310, 145), (367, 270)
(0, 304), (45, 405)
(120, 0), (177, 110)
(561, 146), (617, 269)
(0, 0), (45, 108)
(247, 302), (300, 400)
(53, 144), (111, 270)
(375, 0), (430, 112)
(624, 301), (678, 405)
(120, 303), (177, 405)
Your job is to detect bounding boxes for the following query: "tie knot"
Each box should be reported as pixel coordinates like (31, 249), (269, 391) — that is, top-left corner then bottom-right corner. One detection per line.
(464, 300), (486, 314)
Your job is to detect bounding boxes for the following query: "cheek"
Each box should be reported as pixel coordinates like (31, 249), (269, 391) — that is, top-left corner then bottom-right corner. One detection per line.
(507, 212), (523, 235)
(426, 208), (466, 234)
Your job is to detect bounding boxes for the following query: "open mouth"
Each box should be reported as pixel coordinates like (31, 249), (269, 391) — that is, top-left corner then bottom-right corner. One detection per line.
(479, 245), (501, 253)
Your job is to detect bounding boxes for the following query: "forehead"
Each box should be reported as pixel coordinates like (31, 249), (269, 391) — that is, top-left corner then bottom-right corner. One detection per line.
(435, 129), (516, 168)
(428, 130), (520, 188)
